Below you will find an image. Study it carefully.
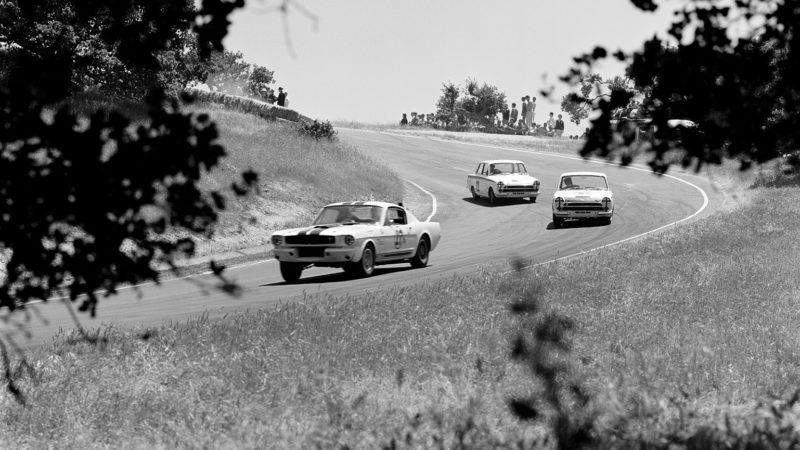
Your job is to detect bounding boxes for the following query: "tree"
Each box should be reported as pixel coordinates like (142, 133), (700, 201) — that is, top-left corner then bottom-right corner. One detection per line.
(459, 78), (507, 126)
(0, 0), (210, 99)
(561, 74), (640, 126)
(436, 82), (460, 127)
(564, 1), (800, 173)
(0, 0), (250, 342)
(204, 50), (253, 95)
(247, 65), (276, 101)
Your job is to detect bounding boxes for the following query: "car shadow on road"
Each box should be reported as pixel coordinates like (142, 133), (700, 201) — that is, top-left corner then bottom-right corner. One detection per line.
(263, 265), (418, 286)
(546, 219), (612, 230)
(461, 197), (536, 208)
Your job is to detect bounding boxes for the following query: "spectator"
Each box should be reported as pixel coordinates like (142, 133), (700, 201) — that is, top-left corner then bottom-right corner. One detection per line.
(544, 112), (556, 136)
(277, 87), (286, 106)
(554, 114), (565, 137)
(400, 113), (408, 126)
(509, 103), (519, 126)
(527, 96), (536, 127)
(502, 105), (510, 124)
(521, 96), (528, 126)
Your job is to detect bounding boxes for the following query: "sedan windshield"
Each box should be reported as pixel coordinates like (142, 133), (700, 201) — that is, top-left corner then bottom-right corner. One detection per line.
(559, 175), (608, 190)
(313, 205), (383, 225)
(488, 162), (528, 175)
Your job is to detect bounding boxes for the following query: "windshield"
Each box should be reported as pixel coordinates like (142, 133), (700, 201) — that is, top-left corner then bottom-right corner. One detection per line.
(559, 175), (608, 190)
(313, 205), (383, 225)
(488, 162), (528, 175)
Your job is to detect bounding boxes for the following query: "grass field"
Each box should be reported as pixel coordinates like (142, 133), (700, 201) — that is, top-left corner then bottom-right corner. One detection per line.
(2, 148), (799, 447)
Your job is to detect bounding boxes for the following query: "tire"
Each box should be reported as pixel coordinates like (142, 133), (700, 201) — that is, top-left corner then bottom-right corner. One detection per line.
(600, 216), (612, 226)
(529, 196), (537, 203)
(470, 186), (479, 200)
(488, 188), (496, 206)
(348, 244), (375, 278)
(410, 237), (430, 268)
(552, 215), (563, 229)
(279, 261), (304, 283)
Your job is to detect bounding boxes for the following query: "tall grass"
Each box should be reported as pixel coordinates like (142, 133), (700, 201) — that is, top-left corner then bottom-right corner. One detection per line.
(2, 185), (799, 447)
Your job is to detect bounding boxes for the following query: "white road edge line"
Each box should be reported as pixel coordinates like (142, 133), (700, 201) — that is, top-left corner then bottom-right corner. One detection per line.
(406, 179), (438, 222)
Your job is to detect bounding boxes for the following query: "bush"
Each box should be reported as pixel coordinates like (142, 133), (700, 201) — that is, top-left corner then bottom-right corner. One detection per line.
(297, 120), (337, 140)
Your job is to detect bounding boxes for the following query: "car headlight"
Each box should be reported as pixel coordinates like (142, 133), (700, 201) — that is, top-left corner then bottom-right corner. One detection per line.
(532, 181), (540, 191)
(602, 197), (612, 211)
(271, 235), (283, 246)
(554, 197), (564, 210)
(344, 235), (355, 246)
(497, 182), (504, 192)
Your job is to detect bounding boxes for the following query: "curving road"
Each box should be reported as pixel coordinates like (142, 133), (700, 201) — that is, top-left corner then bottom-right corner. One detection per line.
(10, 130), (724, 348)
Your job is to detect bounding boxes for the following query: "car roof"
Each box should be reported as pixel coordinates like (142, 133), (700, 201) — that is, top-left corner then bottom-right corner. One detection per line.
(559, 171), (607, 178)
(323, 201), (400, 208)
(479, 159), (525, 165)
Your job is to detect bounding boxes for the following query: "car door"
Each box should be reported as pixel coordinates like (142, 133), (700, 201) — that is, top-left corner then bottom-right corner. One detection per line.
(384, 207), (415, 259)
(473, 163), (487, 195)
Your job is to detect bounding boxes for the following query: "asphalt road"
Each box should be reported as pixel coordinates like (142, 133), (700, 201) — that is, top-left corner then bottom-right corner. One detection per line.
(9, 130), (724, 348)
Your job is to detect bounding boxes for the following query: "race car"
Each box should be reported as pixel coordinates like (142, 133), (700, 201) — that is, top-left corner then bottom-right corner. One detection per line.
(270, 201), (442, 282)
(467, 159), (541, 205)
(552, 172), (614, 228)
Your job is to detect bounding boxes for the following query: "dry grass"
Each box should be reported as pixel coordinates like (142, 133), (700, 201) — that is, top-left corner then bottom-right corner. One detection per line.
(2, 180), (799, 447)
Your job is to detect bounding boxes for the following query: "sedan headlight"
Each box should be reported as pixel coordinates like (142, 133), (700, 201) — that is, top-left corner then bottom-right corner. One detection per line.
(554, 197), (564, 210)
(602, 197), (612, 211)
(344, 235), (355, 246)
(271, 235), (283, 246)
(532, 181), (540, 191)
(497, 182), (504, 192)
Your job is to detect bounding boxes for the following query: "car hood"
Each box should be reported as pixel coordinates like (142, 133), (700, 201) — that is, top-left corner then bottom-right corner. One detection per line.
(488, 174), (539, 184)
(274, 223), (380, 236)
(553, 189), (612, 200)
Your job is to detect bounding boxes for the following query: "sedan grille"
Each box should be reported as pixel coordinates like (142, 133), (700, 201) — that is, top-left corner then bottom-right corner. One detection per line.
(285, 235), (336, 245)
(500, 185), (539, 193)
(562, 202), (604, 211)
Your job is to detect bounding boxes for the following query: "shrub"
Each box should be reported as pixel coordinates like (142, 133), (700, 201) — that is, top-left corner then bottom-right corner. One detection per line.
(297, 120), (337, 140)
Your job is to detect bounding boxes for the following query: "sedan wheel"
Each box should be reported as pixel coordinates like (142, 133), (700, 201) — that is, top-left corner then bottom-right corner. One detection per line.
(279, 262), (304, 283)
(552, 215), (563, 229)
(410, 238), (430, 268)
(488, 188), (496, 206)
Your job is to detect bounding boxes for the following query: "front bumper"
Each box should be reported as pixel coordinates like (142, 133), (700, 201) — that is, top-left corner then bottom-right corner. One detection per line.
(497, 189), (539, 198)
(552, 209), (613, 219)
(273, 246), (362, 263)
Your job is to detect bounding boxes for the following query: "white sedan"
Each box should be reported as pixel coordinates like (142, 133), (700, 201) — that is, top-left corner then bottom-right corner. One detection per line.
(552, 172), (614, 228)
(270, 201), (442, 282)
(467, 159), (541, 205)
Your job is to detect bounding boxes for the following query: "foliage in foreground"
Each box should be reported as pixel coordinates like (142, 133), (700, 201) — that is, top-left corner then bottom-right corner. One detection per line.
(1, 185), (799, 447)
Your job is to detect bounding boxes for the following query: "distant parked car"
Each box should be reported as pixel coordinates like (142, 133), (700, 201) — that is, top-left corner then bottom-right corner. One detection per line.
(270, 201), (442, 282)
(467, 159), (541, 205)
(552, 172), (614, 228)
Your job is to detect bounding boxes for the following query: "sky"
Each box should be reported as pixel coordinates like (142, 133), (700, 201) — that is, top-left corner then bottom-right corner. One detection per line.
(224, 0), (679, 134)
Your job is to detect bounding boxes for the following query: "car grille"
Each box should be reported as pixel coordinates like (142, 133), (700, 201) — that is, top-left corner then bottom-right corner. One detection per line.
(563, 202), (604, 211)
(297, 247), (326, 257)
(500, 185), (539, 193)
(286, 235), (336, 245)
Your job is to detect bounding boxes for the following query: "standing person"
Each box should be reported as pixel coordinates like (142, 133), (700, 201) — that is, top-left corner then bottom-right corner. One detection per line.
(502, 104), (510, 125)
(277, 87), (286, 106)
(527, 96), (536, 128)
(554, 114), (565, 137)
(509, 102), (519, 126)
(520, 96), (528, 127)
(400, 113), (408, 126)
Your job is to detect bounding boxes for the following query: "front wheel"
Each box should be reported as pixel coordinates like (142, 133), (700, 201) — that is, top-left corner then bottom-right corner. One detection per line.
(600, 216), (612, 226)
(529, 196), (537, 203)
(488, 188), (496, 206)
(279, 261), (304, 283)
(410, 238), (430, 268)
(552, 215), (563, 229)
(347, 244), (375, 278)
